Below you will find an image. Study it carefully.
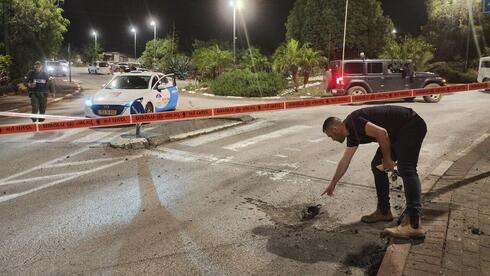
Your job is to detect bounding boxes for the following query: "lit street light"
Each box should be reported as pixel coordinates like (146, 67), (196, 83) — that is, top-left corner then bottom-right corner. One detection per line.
(150, 20), (157, 69)
(130, 27), (137, 59)
(229, 0), (243, 63)
(92, 31), (97, 52)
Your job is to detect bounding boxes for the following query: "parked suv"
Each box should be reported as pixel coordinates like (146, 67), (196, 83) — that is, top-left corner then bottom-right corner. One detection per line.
(477, 56), (490, 84)
(324, 59), (446, 103)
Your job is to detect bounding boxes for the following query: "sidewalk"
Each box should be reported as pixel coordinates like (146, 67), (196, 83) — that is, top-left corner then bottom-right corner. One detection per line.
(379, 133), (490, 275)
(0, 79), (81, 113)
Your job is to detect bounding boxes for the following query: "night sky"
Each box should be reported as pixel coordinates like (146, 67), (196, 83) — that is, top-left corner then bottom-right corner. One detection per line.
(61, 0), (427, 56)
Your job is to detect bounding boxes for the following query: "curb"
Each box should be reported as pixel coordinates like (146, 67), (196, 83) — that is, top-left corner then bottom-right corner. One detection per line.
(377, 132), (490, 275)
(5, 82), (83, 113)
(109, 115), (255, 150)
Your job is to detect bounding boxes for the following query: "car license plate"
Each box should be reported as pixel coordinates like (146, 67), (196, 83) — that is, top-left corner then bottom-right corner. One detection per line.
(99, 109), (117, 116)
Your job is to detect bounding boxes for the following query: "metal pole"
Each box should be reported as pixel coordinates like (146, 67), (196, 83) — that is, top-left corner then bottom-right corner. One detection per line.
(94, 34), (97, 53)
(68, 43), (72, 83)
(153, 25), (156, 69)
(134, 32), (137, 59)
(233, 5), (236, 63)
(341, 0), (349, 81)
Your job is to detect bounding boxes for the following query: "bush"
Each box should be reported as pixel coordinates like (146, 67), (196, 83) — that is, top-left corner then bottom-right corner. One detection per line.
(427, 62), (477, 83)
(210, 69), (287, 97)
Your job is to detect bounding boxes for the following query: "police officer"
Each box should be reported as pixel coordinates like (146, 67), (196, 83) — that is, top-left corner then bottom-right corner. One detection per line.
(26, 61), (53, 122)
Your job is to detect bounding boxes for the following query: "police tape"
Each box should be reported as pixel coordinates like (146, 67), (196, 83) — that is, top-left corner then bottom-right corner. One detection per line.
(0, 82), (488, 136)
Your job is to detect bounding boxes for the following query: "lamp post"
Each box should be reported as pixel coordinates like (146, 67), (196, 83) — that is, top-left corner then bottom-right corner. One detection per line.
(150, 20), (157, 69)
(92, 30), (97, 51)
(229, 1), (243, 63)
(341, 0), (348, 82)
(130, 27), (137, 59)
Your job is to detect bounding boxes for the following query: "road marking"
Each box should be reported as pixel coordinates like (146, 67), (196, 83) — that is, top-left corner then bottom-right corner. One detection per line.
(284, 147), (301, 152)
(0, 147), (90, 184)
(274, 154), (288, 158)
(46, 157), (122, 168)
(170, 121), (242, 141)
(33, 128), (85, 143)
(308, 138), (325, 143)
(0, 156), (139, 203)
(223, 125), (312, 151)
(430, 160), (454, 177)
(0, 172), (80, 186)
(146, 148), (229, 164)
(180, 120), (274, 147)
(456, 133), (490, 156)
(72, 131), (113, 143)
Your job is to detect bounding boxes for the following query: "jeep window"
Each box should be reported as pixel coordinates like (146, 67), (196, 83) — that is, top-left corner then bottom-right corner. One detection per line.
(367, 62), (383, 74)
(344, 62), (363, 74)
(387, 63), (402, 74)
(482, 61), (490, 68)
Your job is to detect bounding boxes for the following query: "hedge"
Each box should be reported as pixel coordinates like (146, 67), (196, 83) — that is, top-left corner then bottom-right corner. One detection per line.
(210, 69), (286, 97)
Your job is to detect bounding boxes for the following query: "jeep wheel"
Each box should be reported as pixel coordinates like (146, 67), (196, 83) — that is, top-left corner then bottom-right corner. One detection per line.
(347, 86), (367, 105)
(145, 103), (154, 114)
(423, 83), (442, 103)
(403, 97), (416, 102)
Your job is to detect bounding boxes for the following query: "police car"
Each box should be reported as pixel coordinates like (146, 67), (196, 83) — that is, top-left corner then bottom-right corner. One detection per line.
(84, 71), (179, 117)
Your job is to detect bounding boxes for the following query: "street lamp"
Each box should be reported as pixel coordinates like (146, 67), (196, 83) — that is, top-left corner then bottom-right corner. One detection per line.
(229, 0), (243, 63)
(130, 27), (137, 59)
(91, 30), (98, 60)
(341, 0), (348, 82)
(150, 20), (157, 68)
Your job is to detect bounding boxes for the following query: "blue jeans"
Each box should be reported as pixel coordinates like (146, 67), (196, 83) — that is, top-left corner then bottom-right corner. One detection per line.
(370, 115), (427, 216)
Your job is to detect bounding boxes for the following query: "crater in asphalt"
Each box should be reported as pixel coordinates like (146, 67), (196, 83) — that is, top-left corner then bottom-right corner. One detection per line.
(245, 197), (387, 274)
(301, 205), (321, 221)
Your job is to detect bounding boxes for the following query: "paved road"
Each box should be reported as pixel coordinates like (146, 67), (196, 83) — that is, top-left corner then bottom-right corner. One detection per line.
(0, 71), (489, 274)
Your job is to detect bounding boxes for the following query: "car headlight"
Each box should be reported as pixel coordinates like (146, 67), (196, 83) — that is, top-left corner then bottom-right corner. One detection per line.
(47, 66), (54, 71)
(62, 67), (67, 72)
(124, 101), (134, 107)
(85, 99), (93, 107)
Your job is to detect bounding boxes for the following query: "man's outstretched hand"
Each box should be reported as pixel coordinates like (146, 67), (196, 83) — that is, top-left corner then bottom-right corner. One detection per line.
(321, 183), (336, 196)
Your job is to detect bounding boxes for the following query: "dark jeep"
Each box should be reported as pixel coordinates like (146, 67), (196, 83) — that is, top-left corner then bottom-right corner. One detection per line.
(324, 59), (447, 103)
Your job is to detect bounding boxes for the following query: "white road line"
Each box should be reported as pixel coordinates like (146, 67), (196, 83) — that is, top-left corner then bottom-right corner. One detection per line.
(180, 120), (274, 147)
(274, 154), (288, 158)
(72, 131), (113, 143)
(0, 156), (141, 203)
(308, 138), (325, 143)
(33, 128), (86, 144)
(457, 133), (490, 156)
(284, 147), (301, 152)
(0, 147), (90, 184)
(45, 157), (123, 168)
(223, 125), (312, 152)
(146, 148), (224, 163)
(0, 172), (80, 186)
(170, 121), (242, 141)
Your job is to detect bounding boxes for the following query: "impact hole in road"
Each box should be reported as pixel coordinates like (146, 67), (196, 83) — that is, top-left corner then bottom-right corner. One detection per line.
(301, 204), (321, 221)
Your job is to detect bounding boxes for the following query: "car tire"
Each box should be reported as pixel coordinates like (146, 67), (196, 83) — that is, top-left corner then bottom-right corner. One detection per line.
(403, 97), (416, 102)
(422, 83), (442, 103)
(347, 86), (368, 105)
(145, 103), (154, 114)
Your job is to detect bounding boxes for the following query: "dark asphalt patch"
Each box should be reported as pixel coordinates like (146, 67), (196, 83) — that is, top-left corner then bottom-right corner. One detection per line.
(301, 204), (321, 221)
(343, 243), (386, 276)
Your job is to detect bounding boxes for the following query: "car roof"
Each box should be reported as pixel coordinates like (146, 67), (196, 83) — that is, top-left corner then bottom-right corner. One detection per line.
(480, 56), (490, 61)
(114, 72), (160, 77)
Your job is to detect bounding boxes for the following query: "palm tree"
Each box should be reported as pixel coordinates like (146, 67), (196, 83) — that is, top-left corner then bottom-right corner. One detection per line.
(298, 45), (321, 88)
(272, 39), (302, 91)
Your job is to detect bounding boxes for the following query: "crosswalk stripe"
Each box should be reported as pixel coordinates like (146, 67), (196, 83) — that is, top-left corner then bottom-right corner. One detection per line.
(180, 120), (274, 147)
(223, 125), (312, 152)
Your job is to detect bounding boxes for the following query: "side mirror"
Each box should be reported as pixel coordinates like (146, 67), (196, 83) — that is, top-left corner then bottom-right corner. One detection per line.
(157, 84), (166, 91)
(172, 76), (177, 87)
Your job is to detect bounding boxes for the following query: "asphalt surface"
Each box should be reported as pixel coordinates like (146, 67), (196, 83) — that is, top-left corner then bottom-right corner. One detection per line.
(0, 68), (489, 275)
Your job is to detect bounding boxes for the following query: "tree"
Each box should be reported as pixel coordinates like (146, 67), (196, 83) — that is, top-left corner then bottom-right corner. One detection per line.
(285, 0), (393, 59)
(192, 45), (233, 79)
(423, 0), (488, 62)
(298, 46), (321, 87)
(1, 0), (69, 78)
(380, 36), (435, 71)
(80, 42), (103, 63)
(139, 38), (177, 71)
(239, 47), (271, 72)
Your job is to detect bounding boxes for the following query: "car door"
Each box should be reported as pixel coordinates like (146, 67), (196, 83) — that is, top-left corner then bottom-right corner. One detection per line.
(151, 75), (172, 111)
(383, 61), (408, 92)
(366, 62), (384, 92)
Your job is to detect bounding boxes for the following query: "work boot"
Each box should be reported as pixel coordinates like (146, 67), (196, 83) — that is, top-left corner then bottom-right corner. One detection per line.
(361, 209), (394, 223)
(383, 215), (425, 239)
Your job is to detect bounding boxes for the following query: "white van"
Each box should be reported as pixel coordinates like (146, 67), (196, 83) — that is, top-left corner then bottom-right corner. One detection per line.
(477, 56), (490, 83)
(88, 61), (111, 75)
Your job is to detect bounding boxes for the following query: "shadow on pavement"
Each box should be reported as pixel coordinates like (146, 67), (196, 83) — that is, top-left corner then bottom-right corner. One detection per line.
(423, 170), (490, 203)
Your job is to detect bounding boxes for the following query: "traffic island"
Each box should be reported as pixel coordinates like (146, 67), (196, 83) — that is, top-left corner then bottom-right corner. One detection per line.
(109, 115), (255, 150)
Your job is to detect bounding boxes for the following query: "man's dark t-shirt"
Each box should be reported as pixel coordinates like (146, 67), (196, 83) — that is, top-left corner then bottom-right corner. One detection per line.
(344, 106), (417, 148)
(26, 71), (50, 93)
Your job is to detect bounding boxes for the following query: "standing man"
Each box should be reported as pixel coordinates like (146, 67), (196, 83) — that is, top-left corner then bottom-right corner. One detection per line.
(26, 61), (53, 122)
(321, 106), (427, 239)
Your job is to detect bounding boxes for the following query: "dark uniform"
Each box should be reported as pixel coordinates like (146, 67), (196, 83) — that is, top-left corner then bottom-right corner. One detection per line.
(344, 106), (427, 217)
(26, 70), (50, 122)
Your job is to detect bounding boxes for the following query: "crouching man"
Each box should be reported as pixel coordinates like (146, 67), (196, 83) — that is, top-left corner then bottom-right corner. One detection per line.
(321, 106), (427, 239)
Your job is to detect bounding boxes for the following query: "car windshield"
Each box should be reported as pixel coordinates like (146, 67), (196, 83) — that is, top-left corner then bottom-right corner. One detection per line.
(47, 61), (60, 66)
(106, 76), (151, 89)
(99, 62), (109, 67)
